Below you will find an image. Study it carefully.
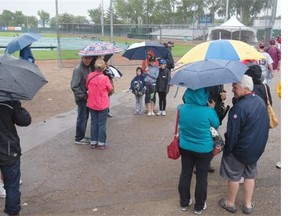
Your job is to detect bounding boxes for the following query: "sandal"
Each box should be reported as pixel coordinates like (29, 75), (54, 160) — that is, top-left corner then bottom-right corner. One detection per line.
(219, 198), (237, 213)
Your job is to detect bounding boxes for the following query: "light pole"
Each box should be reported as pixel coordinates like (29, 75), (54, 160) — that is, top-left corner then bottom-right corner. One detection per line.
(55, 0), (62, 67)
(101, 0), (104, 36)
(225, 0), (229, 21)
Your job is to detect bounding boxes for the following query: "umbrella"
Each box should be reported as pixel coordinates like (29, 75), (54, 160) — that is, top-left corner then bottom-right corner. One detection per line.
(122, 41), (168, 60)
(169, 59), (248, 90)
(177, 39), (264, 65)
(0, 53), (48, 102)
(5, 32), (41, 54)
(79, 41), (123, 56)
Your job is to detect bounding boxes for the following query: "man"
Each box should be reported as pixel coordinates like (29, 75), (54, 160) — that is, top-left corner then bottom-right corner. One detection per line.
(258, 42), (274, 85)
(163, 41), (175, 71)
(264, 39), (281, 73)
(70, 56), (94, 144)
(219, 75), (269, 214)
(0, 100), (31, 216)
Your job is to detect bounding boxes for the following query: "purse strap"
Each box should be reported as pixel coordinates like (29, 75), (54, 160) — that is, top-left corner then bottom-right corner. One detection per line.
(263, 84), (271, 106)
(174, 105), (183, 136)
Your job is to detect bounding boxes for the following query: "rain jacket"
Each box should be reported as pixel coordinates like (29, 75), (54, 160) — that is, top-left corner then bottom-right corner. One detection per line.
(0, 101), (31, 166)
(156, 67), (171, 93)
(179, 88), (220, 153)
(86, 71), (113, 111)
(224, 93), (269, 164)
(70, 61), (92, 104)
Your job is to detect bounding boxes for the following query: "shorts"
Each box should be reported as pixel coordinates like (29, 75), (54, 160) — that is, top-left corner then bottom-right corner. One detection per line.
(220, 153), (257, 181)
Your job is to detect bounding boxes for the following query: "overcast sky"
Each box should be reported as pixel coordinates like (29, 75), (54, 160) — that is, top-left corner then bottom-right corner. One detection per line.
(1, 0), (282, 18)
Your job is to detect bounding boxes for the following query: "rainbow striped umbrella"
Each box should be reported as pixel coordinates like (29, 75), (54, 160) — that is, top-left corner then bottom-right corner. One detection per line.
(177, 40), (264, 65)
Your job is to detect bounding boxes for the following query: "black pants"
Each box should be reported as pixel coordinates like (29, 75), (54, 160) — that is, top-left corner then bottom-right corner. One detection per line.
(178, 148), (213, 211)
(158, 91), (167, 111)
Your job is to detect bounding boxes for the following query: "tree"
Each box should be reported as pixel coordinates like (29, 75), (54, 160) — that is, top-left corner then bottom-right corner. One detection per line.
(88, 8), (102, 24)
(0, 10), (14, 26)
(37, 10), (50, 27)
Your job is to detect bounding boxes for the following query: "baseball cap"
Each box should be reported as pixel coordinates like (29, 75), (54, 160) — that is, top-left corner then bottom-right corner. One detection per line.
(159, 59), (167, 65)
(258, 42), (265, 49)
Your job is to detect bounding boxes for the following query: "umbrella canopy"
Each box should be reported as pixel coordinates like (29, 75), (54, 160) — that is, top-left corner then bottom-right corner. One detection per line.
(122, 41), (168, 60)
(79, 41), (123, 56)
(0, 53), (48, 102)
(5, 32), (41, 54)
(177, 39), (264, 65)
(169, 59), (248, 90)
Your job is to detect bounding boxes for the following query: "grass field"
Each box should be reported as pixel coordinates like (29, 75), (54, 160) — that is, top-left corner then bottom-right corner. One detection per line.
(0, 32), (196, 60)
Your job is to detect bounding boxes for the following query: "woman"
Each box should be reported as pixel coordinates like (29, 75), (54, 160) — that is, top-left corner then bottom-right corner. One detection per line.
(178, 88), (219, 214)
(86, 58), (113, 150)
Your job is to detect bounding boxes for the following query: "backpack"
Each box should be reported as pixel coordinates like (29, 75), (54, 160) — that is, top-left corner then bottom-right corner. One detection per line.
(132, 80), (145, 96)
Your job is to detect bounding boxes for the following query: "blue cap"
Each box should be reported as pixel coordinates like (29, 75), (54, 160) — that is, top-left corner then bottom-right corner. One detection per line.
(159, 59), (166, 64)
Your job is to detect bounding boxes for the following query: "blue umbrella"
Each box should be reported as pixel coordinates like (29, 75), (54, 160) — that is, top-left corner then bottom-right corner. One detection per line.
(122, 41), (168, 60)
(169, 60), (248, 90)
(5, 32), (41, 54)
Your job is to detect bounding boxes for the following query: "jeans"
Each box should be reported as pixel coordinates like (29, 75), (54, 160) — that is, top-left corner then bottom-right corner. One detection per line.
(75, 100), (89, 141)
(90, 108), (109, 144)
(178, 148), (213, 211)
(135, 95), (144, 112)
(1, 158), (21, 215)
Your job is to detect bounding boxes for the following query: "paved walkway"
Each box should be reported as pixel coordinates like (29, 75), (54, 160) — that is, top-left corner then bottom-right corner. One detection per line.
(1, 72), (281, 216)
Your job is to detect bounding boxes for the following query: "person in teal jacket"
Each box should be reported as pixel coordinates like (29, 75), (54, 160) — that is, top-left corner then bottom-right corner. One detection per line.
(178, 88), (220, 214)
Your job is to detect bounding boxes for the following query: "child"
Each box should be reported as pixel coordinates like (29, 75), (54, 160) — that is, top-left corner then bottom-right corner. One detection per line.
(156, 59), (171, 116)
(130, 67), (146, 115)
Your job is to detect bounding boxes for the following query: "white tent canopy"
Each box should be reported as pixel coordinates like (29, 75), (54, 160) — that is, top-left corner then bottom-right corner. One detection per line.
(207, 16), (258, 43)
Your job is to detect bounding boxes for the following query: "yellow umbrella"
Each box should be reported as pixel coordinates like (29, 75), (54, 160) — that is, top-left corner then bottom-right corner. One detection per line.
(177, 40), (265, 65)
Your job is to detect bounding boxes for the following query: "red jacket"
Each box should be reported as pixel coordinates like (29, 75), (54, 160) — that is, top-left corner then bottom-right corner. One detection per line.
(86, 71), (113, 111)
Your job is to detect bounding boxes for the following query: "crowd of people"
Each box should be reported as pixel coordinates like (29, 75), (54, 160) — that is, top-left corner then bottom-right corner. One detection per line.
(0, 38), (281, 216)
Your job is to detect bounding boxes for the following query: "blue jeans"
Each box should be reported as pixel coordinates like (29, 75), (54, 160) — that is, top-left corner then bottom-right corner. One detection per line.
(75, 100), (89, 141)
(90, 108), (109, 144)
(1, 158), (21, 215)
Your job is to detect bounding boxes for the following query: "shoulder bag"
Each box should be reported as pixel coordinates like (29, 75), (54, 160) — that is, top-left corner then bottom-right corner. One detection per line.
(264, 84), (278, 129)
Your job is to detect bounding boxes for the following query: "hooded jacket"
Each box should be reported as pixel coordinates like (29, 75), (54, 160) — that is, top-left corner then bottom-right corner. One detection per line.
(179, 88), (220, 153)
(70, 61), (93, 104)
(224, 93), (269, 164)
(0, 101), (31, 166)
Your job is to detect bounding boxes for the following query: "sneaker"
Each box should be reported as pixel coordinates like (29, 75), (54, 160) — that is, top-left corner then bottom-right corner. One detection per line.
(0, 186), (6, 198)
(194, 202), (207, 215)
(242, 203), (255, 214)
(161, 110), (166, 116)
(239, 177), (244, 184)
(75, 138), (90, 145)
(156, 111), (162, 116)
(19, 179), (23, 185)
(151, 112), (155, 116)
(180, 198), (193, 211)
(208, 164), (215, 173)
(147, 112), (152, 116)
(98, 145), (109, 150)
(276, 161), (281, 169)
(108, 113), (113, 117)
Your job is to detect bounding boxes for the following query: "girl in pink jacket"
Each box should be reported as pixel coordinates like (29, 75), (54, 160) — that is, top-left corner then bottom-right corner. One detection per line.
(86, 58), (113, 150)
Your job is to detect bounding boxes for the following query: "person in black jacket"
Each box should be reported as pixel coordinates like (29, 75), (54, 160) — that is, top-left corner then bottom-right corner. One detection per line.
(156, 59), (171, 116)
(0, 100), (31, 216)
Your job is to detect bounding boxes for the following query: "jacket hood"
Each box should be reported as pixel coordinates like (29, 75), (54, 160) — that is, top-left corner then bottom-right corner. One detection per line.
(245, 65), (262, 83)
(183, 88), (208, 106)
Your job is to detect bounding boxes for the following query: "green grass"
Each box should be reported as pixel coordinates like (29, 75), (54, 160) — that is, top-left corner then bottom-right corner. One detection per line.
(0, 32), (195, 59)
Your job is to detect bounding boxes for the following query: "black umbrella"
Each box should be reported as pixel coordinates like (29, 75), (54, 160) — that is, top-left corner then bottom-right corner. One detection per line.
(0, 53), (48, 101)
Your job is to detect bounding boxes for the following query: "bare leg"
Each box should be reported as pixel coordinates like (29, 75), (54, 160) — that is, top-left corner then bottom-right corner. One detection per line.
(226, 180), (240, 206)
(243, 179), (255, 208)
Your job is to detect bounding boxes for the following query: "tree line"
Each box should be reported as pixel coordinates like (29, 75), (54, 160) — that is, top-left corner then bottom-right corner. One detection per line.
(0, 0), (279, 28)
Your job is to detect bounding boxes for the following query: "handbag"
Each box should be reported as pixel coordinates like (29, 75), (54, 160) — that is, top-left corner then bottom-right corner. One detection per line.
(210, 127), (225, 156)
(264, 84), (278, 129)
(167, 106), (181, 160)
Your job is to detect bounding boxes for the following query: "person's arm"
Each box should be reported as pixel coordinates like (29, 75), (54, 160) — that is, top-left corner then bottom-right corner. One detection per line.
(70, 67), (86, 100)
(12, 101), (31, 127)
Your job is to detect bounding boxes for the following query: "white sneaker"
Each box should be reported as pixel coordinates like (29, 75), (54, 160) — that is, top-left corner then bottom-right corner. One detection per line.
(276, 161), (281, 169)
(180, 198), (193, 211)
(147, 112), (152, 116)
(239, 177), (244, 184)
(0, 186), (6, 198)
(162, 110), (166, 116)
(194, 202), (207, 214)
(151, 112), (155, 116)
(157, 111), (162, 116)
